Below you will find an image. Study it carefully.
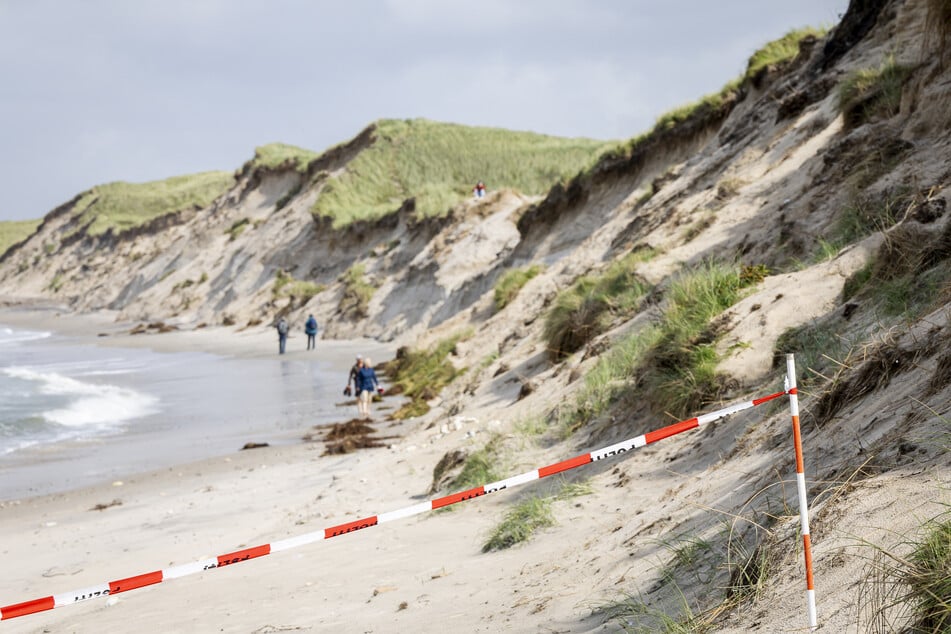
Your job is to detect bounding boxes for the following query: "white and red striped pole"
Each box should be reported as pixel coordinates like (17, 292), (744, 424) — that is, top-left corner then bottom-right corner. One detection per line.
(0, 389), (790, 622)
(786, 353), (817, 630)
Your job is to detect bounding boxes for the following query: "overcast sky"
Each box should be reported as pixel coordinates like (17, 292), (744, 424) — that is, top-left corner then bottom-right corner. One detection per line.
(0, 0), (849, 222)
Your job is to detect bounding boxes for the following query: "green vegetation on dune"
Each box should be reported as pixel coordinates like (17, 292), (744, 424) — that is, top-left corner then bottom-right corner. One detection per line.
(386, 331), (470, 419)
(250, 143), (321, 172)
(0, 219), (41, 256)
(493, 264), (544, 312)
(69, 171), (234, 237)
(604, 27), (826, 160)
(557, 261), (761, 435)
(543, 250), (653, 362)
(744, 27), (828, 81)
(311, 119), (612, 226)
(838, 55), (911, 128)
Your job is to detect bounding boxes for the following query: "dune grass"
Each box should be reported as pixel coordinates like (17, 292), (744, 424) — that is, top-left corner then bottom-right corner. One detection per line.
(67, 171), (234, 237)
(639, 261), (755, 417)
(451, 435), (504, 491)
(249, 143), (321, 173)
(494, 264), (544, 311)
(338, 263), (376, 318)
(482, 495), (555, 553)
(0, 219), (41, 257)
(861, 514), (951, 632)
(774, 319), (854, 389)
(838, 55), (912, 128)
(543, 251), (652, 361)
(600, 27), (825, 168)
(311, 118), (612, 227)
(557, 261), (759, 434)
(272, 270), (324, 305)
(482, 479), (592, 552)
(387, 331), (470, 419)
(744, 27), (827, 80)
(840, 221), (951, 319)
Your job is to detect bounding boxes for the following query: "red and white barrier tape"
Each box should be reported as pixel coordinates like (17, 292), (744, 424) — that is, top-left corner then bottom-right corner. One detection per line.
(1, 389), (788, 621)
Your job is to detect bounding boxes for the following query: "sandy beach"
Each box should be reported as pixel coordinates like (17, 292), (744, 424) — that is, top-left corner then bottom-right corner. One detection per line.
(1, 309), (947, 634)
(0, 311), (625, 634)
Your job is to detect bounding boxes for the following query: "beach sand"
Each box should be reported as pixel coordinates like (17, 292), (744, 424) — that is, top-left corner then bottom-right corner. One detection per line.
(1, 309), (949, 633)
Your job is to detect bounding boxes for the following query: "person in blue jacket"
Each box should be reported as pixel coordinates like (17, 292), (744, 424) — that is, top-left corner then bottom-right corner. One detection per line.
(304, 314), (318, 350)
(356, 357), (382, 420)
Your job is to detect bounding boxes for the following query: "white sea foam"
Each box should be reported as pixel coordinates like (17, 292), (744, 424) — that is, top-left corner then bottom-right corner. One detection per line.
(2, 367), (159, 428)
(0, 327), (51, 346)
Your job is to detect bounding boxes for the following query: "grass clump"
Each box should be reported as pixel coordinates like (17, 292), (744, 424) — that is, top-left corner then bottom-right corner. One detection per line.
(311, 118), (611, 227)
(744, 27), (827, 81)
(68, 171), (233, 238)
(338, 263), (376, 318)
(641, 261), (755, 418)
(557, 260), (757, 434)
(543, 252), (652, 362)
(0, 219), (40, 257)
(841, 221), (951, 319)
(838, 55), (912, 129)
(484, 480), (594, 553)
(903, 518), (951, 632)
(597, 592), (711, 634)
(557, 324), (662, 436)
(226, 218), (250, 241)
(774, 319), (853, 388)
(48, 274), (65, 293)
(832, 189), (911, 246)
(451, 436), (504, 491)
(654, 81), (741, 133)
(273, 270), (325, 305)
(901, 520), (951, 632)
(861, 515), (951, 633)
(387, 332), (469, 419)
(482, 495), (555, 552)
(493, 264), (543, 311)
(250, 143), (320, 173)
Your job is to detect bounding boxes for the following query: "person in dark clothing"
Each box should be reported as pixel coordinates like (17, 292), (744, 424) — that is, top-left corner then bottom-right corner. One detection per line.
(356, 357), (382, 420)
(304, 314), (318, 350)
(344, 356), (362, 397)
(275, 317), (289, 354)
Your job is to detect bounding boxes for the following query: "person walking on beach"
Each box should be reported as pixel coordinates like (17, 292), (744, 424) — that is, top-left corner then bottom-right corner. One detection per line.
(473, 180), (486, 198)
(356, 357), (382, 420)
(304, 314), (318, 350)
(275, 317), (289, 354)
(344, 355), (362, 397)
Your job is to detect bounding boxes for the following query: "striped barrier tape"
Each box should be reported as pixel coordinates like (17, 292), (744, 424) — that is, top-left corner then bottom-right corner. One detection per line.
(1, 388), (789, 622)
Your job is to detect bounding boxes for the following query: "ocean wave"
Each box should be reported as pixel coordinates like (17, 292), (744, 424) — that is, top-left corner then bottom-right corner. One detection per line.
(0, 326), (51, 346)
(2, 366), (159, 428)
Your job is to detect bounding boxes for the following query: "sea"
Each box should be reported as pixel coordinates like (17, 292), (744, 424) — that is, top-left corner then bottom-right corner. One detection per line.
(0, 324), (379, 501)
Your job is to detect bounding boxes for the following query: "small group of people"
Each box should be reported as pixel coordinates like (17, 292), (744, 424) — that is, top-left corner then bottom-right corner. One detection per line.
(345, 355), (382, 420)
(274, 314), (320, 354)
(473, 180), (486, 198)
(272, 316), (385, 420)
